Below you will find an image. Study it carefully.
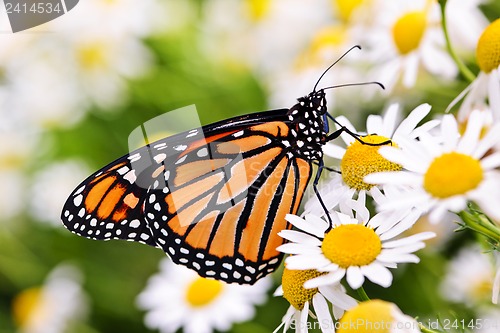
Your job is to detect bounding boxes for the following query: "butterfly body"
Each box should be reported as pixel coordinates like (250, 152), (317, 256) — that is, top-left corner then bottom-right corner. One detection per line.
(62, 89), (330, 284)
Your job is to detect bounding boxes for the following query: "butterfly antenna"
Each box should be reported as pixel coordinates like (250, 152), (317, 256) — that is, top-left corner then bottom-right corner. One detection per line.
(322, 81), (385, 91)
(312, 45), (361, 92)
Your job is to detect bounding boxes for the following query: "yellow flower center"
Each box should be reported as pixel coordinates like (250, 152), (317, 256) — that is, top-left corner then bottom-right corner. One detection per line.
(185, 277), (224, 307)
(341, 135), (401, 191)
(423, 152), (483, 198)
(333, 0), (365, 22)
(476, 18), (500, 73)
(246, 0), (271, 21)
(337, 300), (395, 333)
(472, 279), (492, 300)
(282, 268), (326, 310)
(322, 224), (381, 268)
(296, 25), (347, 69)
(12, 287), (43, 327)
(78, 43), (107, 70)
(312, 26), (347, 52)
(392, 11), (427, 55)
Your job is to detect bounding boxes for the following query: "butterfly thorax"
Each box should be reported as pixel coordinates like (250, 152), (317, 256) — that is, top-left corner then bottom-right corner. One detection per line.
(286, 90), (329, 161)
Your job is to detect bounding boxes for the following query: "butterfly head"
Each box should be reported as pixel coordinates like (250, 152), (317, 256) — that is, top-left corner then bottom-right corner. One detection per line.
(286, 89), (330, 160)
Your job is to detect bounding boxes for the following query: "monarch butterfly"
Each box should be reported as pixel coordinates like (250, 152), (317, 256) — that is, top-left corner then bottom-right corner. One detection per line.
(61, 46), (382, 284)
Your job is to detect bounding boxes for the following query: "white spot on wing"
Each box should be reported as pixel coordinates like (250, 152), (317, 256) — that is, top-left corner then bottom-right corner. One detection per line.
(73, 194), (83, 207)
(117, 166), (129, 175)
(175, 155), (187, 165)
(130, 219), (141, 228)
(128, 153), (141, 163)
(154, 153), (167, 163)
(123, 170), (137, 184)
(197, 148), (208, 157)
(174, 145), (187, 151)
(74, 186), (85, 195)
(154, 143), (167, 149)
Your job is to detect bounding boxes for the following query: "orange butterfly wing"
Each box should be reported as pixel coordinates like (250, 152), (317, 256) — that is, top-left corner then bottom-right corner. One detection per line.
(62, 99), (327, 285)
(144, 121), (311, 283)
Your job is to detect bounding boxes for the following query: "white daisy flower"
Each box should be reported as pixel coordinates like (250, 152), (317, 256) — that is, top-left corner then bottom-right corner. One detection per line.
(51, 0), (166, 38)
(440, 245), (497, 306)
(304, 103), (439, 217)
(366, 109), (500, 223)
(452, 18), (500, 122)
(200, 0), (372, 109)
(0, 169), (26, 222)
(12, 264), (88, 333)
(274, 267), (357, 333)
(445, 0), (488, 53)
(277, 210), (434, 290)
(336, 299), (422, 333)
(136, 259), (271, 333)
(1, 0), (157, 129)
(365, 0), (457, 92)
(474, 308), (500, 333)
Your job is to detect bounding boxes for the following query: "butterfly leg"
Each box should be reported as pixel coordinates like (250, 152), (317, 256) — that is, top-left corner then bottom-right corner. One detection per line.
(326, 114), (392, 146)
(313, 158), (333, 226)
(313, 162), (339, 174)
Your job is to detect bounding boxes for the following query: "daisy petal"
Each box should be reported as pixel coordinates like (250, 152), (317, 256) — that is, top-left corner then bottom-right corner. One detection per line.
(402, 53), (419, 87)
(474, 124), (500, 160)
(274, 285), (284, 297)
(300, 302), (309, 333)
(480, 152), (500, 170)
(278, 230), (322, 246)
(312, 294), (334, 333)
(393, 103), (431, 139)
(360, 263), (393, 288)
(304, 270), (345, 289)
(447, 79), (475, 114)
(382, 232), (436, 248)
(304, 214), (331, 234)
(317, 262), (340, 272)
(286, 214), (327, 238)
(488, 68), (500, 114)
(323, 143), (346, 159)
(335, 116), (358, 145)
(277, 243), (322, 255)
(410, 120), (441, 139)
(365, 171), (422, 186)
(378, 253), (420, 263)
(366, 114), (384, 136)
(319, 286), (357, 312)
(457, 109), (482, 155)
(346, 266), (365, 289)
(441, 114), (460, 151)
(377, 210), (422, 239)
(381, 242), (426, 256)
(470, 176), (500, 221)
(281, 306), (296, 333)
(332, 306), (345, 322)
(285, 255), (331, 270)
(378, 212), (423, 241)
(382, 103), (399, 137)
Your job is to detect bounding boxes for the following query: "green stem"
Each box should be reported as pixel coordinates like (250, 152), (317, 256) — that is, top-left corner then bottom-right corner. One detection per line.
(459, 211), (500, 244)
(356, 287), (370, 302)
(438, 0), (476, 83)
